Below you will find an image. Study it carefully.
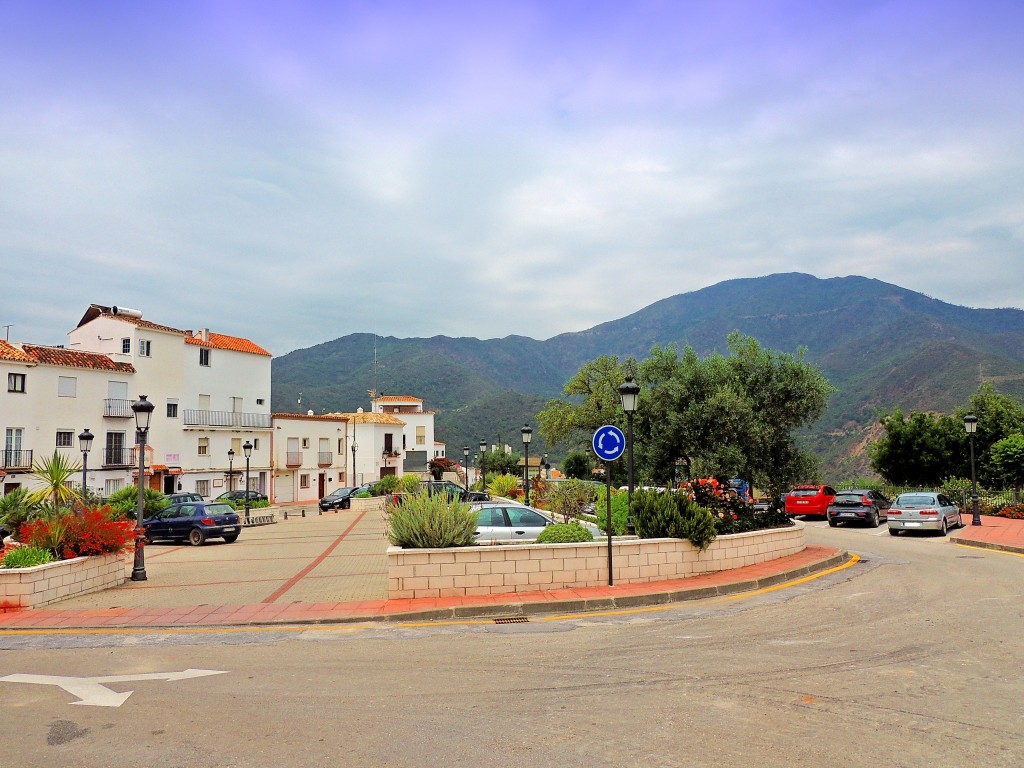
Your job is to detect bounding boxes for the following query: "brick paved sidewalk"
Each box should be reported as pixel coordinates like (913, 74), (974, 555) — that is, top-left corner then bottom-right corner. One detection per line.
(0, 541), (848, 630)
(951, 514), (1024, 554)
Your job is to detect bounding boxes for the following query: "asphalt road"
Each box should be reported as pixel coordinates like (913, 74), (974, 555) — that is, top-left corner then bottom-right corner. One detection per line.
(1, 523), (1021, 768)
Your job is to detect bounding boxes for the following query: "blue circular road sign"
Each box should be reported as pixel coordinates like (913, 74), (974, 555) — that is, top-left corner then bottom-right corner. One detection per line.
(592, 425), (626, 462)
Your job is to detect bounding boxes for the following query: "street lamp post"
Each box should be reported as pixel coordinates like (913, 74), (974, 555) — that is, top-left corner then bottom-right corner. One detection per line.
(543, 453), (549, 480)
(521, 424), (533, 505)
(130, 395), (154, 582)
(78, 428), (93, 502)
(463, 446), (470, 493)
(479, 439), (487, 494)
(619, 375), (641, 535)
(964, 414), (982, 526)
(227, 448), (235, 493)
(242, 440), (253, 521)
(351, 440), (359, 487)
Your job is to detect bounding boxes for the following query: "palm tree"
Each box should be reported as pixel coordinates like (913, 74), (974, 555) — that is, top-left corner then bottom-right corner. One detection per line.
(26, 451), (82, 510)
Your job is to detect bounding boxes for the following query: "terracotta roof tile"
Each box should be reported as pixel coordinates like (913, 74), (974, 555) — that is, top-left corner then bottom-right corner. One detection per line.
(272, 413), (349, 422)
(185, 332), (271, 356)
(375, 395), (423, 402)
(337, 411), (406, 425)
(20, 345), (135, 373)
(0, 341), (34, 363)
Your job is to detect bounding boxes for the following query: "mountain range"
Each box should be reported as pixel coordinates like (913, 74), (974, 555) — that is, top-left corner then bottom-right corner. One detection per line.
(271, 273), (1024, 480)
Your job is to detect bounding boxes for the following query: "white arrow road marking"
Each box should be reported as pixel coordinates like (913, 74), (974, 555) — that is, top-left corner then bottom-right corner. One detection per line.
(0, 668), (228, 707)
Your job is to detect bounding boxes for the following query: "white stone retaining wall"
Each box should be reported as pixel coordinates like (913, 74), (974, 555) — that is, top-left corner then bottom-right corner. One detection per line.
(0, 553), (127, 610)
(388, 524), (805, 599)
(351, 497), (388, 513)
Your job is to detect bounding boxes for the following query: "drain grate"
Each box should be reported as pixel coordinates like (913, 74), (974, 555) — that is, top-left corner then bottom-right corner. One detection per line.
(493, 617), (530, 624)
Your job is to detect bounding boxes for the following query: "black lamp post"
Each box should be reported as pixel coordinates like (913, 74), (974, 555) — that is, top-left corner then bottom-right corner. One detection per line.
(227, 448), (235, 493)
(479, 439), (487, 493)
(964, 414), (982, 526)
(619, 375), (641, 535)
(463, 446), (470, 493)
(242, 440), (253, 521)
(78, 428), (93, 500)
(130, 395), (154, 582)
(543, 452), (549, 480)
(351, 440), (359, 487)
(521, 424), (533, 505)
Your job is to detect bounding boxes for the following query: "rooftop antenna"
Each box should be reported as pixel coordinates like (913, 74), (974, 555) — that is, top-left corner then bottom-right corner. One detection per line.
(2, 324), (11, 341)
(297, 392), (302, 410)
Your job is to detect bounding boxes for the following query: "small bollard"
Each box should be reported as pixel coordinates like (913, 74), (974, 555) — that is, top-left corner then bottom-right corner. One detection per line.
(301, 508), (306, 517)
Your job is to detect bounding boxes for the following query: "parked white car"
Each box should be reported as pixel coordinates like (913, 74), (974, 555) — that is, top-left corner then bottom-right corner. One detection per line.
(887, 492), (962, 536)
(470, 502), (603, 542)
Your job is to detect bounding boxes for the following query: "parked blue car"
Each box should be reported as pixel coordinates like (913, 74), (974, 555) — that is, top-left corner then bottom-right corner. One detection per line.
(143, 501), (241, 546)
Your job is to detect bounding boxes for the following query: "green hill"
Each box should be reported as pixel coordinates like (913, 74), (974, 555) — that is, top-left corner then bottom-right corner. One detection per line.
(271, 274), (1024, 480)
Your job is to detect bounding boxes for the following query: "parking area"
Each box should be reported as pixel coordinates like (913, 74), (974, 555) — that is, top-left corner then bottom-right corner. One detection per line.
(53, 508), (389, 610)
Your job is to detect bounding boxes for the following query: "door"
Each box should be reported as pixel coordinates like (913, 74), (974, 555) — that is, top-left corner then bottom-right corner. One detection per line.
(105, 432), (125, 466)
(163, 475), (176, 495)
(4, 428), (23, 468)
(473, 507), (511, 542)
(379, 466), (396, 478)
(318, 473), (325, 498)
(506, 507), (550, 540)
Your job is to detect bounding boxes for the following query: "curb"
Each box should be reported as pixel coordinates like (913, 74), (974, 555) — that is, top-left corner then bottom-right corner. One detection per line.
(231, 549), (854, 628)
(950, 536), (1024, 556)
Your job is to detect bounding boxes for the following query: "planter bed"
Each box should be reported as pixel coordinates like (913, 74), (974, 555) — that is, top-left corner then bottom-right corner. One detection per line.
(388, 523), (805, 599)
(0, 553), (127, 611)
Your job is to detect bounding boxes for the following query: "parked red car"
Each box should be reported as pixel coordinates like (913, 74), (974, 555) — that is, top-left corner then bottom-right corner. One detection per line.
(785, 485), (837, 517)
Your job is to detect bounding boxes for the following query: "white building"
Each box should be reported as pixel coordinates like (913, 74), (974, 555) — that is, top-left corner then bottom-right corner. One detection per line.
(271, 412), (350, 503)
(370, 395), (437, 476)
(2, 304), (273, 500)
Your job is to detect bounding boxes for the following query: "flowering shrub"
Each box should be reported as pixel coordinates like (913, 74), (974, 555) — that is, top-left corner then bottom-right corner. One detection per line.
(995, 503), (1024, 520)
(682, 477), (791, 534)
(428, 456), (459, 480)
(20, 507), (134, 560)
(487, 474), (522, 499)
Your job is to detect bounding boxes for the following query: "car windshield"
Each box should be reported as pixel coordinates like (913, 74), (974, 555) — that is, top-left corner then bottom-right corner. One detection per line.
(790, 488), (820, 497)
(329, 488), (354, 497)
(896, 494), (937, 507)
(834, 492), (866, 502)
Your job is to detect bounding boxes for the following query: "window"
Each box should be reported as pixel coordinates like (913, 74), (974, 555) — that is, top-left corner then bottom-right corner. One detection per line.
(198, 437), (209, 456)
(198, 394), (211, 410)
(256, 398), (265, 405)
(121, 338), (131, 354)
(338, 438), (344, 453)
(252, 438), (260, 451)
(56, 430), (73, 447)
(416, 426), (425, 445)
(104, 478), (124, 496)
(139, 339), (152, 357)
(57, 376), (77, 397)
(196, 479), (211, 497)
(301, 438), (310, 449)
(232, 437), (242, 454)
(166, 400), (178, 418)
(300, 474), (310, 489)
(7, 373), (26, 393)
(199, 348), (211, 367)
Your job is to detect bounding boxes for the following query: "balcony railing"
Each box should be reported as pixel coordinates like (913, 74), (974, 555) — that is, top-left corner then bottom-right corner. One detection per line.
(102, 448), (133, 468)
(103, 399), (134, 418)
(286, 451), (303, 467)
(318, 451), (333, 466)
(1, 449), (33, 470)
(182, 410), (272, 429)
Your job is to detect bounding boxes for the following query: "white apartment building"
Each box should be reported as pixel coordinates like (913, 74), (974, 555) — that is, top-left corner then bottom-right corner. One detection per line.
(370, 395), (438, 476)
(271, 412), (350, 503)
(1, 304), (273, 500)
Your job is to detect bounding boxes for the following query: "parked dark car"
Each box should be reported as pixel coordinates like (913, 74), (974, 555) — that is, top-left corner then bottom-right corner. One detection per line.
(142, 501), (241, 546)
(389, 480), (488, 506)
(215, 490), (267, 503)
(319, 486), (357, 511)
(827, 489), (892, 528)
(167, 492), (203, 504)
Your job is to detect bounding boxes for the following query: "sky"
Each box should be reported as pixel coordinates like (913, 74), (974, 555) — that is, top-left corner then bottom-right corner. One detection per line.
(2, 0), (1022, 356)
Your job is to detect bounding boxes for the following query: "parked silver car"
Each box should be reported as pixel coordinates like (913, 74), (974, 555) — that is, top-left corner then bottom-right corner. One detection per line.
(470, 503), (602, 542)
(887, 492), (962, 536)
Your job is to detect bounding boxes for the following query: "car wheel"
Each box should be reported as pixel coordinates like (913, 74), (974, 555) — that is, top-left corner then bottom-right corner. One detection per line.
(828, 518), (838, 527)
(888, 528), (900, 536)
(223, 534), (239, 543)
(939, 518), (948, 537)
(188, 528), (206, 546)
(869, 511), (879, 528)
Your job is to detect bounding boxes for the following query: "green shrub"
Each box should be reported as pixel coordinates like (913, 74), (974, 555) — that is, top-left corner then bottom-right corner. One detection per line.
(354, 491), (372, 498)
(0, 488), (32, 540)
(632, 489), (717, 551)
(1, 545), (55, 569)
(106, 486), (169, 521)
(550, 479), (599, 522)
(373, 475), (401, 495)
(400, 474), (422, 493)
(535, 522), (594, 544)
(592, 490), (630, 535)
(487, 474), (521, 499)
(384, 490), (477, 548)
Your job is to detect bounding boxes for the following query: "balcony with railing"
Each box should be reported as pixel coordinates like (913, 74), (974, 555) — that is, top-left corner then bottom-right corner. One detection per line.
(102, 448), (133, 468)
(318, 451), (333, 467)
(1, 449), (33, 470)
(182, 410), (272, 429)
(286, 451), (303, 467)
(104, 399), (134, 418)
